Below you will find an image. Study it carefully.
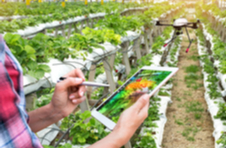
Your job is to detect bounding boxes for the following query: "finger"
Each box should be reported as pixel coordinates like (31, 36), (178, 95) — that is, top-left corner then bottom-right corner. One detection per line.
(132, 94), (150, 113)
(78, 85), (86, 97)
(138, 95), (150, 119)
(72, 96), (86, 104)
(57, 77), (83, 90)
(69, 86), (86, 99)
(64, 69), (85, 81)
(69, 92), (80, 99)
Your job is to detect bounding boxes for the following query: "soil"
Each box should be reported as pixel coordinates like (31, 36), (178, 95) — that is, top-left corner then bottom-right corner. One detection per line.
(161, 29), (214, 148)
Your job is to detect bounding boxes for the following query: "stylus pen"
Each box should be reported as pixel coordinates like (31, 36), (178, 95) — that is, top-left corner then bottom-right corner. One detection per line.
(57, 77), (110, 87)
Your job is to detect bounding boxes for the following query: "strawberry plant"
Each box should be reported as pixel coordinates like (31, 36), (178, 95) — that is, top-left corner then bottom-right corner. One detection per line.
(217, 132), (226, 148)
(69, 111), (109, 145)
(82, 27), (121, 45)
(68, 33), (104, 53)
(214, 102), (226, 124)
(4, 33), (50, 79)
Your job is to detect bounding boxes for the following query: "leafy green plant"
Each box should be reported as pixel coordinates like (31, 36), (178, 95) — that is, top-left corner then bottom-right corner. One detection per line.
(158, 90), (170, 96)
(4, 33), (50, 79)
(70, 111), (109, 145)
(68, 33), (104, 53)
(82, 27), (121, 45)
(217, 132), (226, 148)
(185, 65), (199, 73)
(214, 102), (226, 124)
(134, 133), (157, 148)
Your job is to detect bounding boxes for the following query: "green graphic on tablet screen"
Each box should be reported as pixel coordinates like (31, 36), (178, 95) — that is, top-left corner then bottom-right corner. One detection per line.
(97, 70), (172, 122)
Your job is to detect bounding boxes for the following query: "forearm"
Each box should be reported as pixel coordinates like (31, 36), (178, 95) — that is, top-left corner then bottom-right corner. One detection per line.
(88, 130), (129, 148)
(28, 103), (63, 133)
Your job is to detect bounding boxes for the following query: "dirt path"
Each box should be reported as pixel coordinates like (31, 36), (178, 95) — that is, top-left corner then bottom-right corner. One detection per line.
(161, 30), (214, 148)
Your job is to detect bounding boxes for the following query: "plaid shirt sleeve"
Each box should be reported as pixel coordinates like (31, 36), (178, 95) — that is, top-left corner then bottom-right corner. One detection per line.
(0, 35), (43, 148)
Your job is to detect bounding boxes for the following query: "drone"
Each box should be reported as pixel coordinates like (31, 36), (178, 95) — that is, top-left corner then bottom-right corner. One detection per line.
(156, 18), (200, 53)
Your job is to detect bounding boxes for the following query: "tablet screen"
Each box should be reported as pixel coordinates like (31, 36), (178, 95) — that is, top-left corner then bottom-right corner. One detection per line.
(97, 69), (172, 123)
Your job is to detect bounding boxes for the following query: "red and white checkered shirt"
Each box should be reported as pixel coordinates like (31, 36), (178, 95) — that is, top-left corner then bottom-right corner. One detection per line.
(0, 34), (42, 148)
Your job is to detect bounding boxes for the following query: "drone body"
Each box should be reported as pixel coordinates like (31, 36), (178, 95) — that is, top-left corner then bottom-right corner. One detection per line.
(156, 18), (200, 53)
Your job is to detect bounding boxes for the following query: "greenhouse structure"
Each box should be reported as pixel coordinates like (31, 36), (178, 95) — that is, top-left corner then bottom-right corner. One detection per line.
(0, 0), (226, 148)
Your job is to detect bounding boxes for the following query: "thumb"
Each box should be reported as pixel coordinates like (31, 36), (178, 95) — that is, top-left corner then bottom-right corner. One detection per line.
(58, 77), (83, 88)
(132, 94), (150, 113)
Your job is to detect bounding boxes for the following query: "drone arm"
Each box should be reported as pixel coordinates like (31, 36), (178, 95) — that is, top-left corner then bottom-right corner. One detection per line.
(156, 24), (173, 26)
(156, 22), (173, 26)
(186, 23), (199, 29)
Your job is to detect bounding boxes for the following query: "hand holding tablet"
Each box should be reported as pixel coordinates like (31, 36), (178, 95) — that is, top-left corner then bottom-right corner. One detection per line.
(92, 66), (179, 130)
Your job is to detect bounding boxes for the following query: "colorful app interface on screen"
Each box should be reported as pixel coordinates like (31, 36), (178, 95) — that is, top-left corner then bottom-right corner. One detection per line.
(97, 70), (172, 123)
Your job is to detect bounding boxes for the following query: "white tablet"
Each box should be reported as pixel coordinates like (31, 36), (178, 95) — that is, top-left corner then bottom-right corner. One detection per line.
(91, 66), (179, 130)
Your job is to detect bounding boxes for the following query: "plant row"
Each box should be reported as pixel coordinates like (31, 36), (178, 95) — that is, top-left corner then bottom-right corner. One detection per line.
(0, 2), (140, 17)
(4, 2), (182, 80)
(196, 29), (226, 148)
(200, 2), (226, 18)
(196, 7), (226, 76)
(0, 2), (147, 33)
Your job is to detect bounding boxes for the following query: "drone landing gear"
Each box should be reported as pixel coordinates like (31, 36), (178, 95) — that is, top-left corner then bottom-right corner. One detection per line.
(186, 39), (193, 53)
(185, 27), (193, 53)
(163, 30), (177, 47)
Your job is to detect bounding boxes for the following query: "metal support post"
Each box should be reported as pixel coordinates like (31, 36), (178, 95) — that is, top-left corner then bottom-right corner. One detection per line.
(55, 27), (59, 37)
(67, 24), (72, 39)
(74, 23), (79, 33)
(62, 25), (65, 37)
(133, 37), (142, 59)
(87, 64), (97, 100)
(120, 41), (131, 75)
(103, 57), (116, 93)
(144, 30), (150, 54)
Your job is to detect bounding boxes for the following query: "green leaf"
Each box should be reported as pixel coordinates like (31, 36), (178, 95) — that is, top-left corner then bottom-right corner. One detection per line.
(28, 69), (45, 79)
(80, 110), (91, 121)
(78, 137), (86, 143)
(38, 64), (51, 73)
(24, 45), (35, 54)
(27, 61), (37, 70)
(90, 118), (96, 125)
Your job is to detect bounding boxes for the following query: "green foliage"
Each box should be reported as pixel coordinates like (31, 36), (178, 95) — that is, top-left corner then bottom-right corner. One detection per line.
(35, 93), (52, 108)
(68, 33), (104, 53)
(82, 27), (121, 45)
(28, 33), (52, 63)
(4, 33), (50, 79)
(70, 111), (109, 145)
(214, 103), (226, 124)
(182, 126), (200, 141)
(162, 27), (173, 40)
(134, 133), (157, 148)
(175, 119), (184, 125)
(91, 87), (105, 100)
(184, 101), (204, 120)
(0, 2), (142, 33)
(95, 13), (143, 36)
(151, 36), (165, 55)
(202, 4), (226, 18)
(185, 65), (199, 73)
(217, 132), (226, 148)
(158, 90), (170, 96)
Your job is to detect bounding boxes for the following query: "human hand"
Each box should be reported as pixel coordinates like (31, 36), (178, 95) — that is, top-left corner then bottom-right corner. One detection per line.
(50, 69), (87, 118)
(112, 94), (150, 146)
